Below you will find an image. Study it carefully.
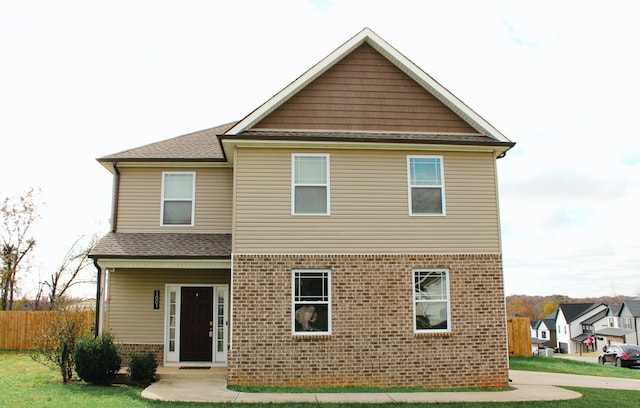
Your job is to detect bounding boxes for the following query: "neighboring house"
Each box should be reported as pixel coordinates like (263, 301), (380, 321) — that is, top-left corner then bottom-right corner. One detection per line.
(530, 320), (539, 339)
(594, 305), (633, 349)
(555, 303), (607, 353)
(530, 314), (556, 355)
(530, 320), (546, 355)
(619, 300), (640, 345)
(89, 28), (515, 389)
(579, 309), (606, 352)
(533, 315), (557, 349)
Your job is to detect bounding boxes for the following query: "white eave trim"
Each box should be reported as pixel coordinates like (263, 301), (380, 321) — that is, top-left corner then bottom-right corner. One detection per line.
(95, 258), (231, 269)
(225, 27), (511, 144)
(98, 160), (232, 173)
(221, 138), (511, 164)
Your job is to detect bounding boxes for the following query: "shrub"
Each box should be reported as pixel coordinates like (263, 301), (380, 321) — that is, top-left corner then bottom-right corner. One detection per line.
(74, 332), (122, 385)
(127, 352), (158, 383)
(31, 309), (92, 383)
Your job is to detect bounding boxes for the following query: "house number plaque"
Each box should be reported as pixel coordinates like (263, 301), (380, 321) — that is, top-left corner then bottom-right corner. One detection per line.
(153, 290), (160, 309)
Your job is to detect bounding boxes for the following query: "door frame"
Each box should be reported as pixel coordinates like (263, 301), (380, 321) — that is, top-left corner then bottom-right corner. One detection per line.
(164, 283), (229, 366)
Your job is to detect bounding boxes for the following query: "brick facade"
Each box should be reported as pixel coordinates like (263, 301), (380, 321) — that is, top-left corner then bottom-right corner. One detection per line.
(228, 253), (508, 389)
(119, 343), (164, 367)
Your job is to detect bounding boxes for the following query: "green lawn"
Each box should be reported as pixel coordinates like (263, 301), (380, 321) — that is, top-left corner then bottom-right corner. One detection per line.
(510, 355), (640, 379)
(1, 351), (640, 407)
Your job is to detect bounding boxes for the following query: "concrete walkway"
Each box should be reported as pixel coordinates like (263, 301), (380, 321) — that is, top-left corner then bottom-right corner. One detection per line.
(140, 369), (640, 404)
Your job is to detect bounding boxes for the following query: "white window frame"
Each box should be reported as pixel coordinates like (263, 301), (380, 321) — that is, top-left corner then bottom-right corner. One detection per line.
(292, 269), (331, 335)
(165, 285), (181, 363)
(291, 154), (330, 216)
(623, 317), (632, 329)
(161, 171), (196, 226)
(407, 155), (446, 216)
(413, 268), (451, 333)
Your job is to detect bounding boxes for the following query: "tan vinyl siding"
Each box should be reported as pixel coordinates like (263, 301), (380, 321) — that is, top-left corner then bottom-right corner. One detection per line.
(106, 269), (230, 344)
(233, 147), (500, 254)
(116, 167), (232, 232)
(254, 43), (477, 134)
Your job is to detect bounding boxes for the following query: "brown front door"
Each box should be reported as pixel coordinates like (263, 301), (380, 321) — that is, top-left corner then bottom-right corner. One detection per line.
(180, 287), (213, 362)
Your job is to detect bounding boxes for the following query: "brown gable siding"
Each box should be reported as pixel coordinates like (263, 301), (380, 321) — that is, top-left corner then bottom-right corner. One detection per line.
(253, 43), (477, 134)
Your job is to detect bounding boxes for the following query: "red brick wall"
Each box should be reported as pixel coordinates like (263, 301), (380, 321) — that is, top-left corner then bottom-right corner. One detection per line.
(228, 254), (508, 389)
(119, 343), (163, 367)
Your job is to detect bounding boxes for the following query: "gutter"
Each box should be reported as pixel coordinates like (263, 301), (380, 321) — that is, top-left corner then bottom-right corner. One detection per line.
(93, 258), (101, 337)
(111, 162), (120, 232)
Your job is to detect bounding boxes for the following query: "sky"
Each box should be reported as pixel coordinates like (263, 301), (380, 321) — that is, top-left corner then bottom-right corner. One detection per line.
(1, 0), (639, 300)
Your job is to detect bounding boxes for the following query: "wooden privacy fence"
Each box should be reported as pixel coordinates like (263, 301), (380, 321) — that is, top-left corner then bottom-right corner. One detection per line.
(0, 311), (94, 350)
(507, 316), (532, 357)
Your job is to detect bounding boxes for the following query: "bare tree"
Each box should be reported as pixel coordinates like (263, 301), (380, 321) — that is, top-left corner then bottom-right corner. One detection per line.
(40, 234), (98, 310)
(0, 188), (41, 310)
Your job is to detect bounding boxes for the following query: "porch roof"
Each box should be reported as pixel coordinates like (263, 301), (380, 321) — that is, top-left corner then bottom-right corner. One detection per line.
(571, 333), (590, 342)
(90, 232), (232, 259)
(594, 327), (634, 337)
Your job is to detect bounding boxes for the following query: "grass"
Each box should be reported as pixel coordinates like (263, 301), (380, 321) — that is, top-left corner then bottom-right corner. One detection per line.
(228, 384), (506, 393)
(1, 351), (640, 407)
(510, 355), (640, 380)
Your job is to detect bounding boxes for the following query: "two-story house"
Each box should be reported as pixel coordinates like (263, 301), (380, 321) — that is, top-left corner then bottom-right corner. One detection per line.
(555, 303), (607, 353)
(594, 304), (634, 349)
(619, 301), (640, 345)
(531, 315), (556, 350)
(90, 28), (514, 389)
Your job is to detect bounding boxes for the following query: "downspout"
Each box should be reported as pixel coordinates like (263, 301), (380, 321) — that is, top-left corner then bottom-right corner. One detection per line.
(111, 162), (120, 232)
(93, 258), (101, 337)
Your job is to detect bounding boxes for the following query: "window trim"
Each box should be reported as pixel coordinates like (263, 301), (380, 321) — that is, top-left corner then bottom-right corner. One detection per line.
(291, 153), (331, 216)
(291, 269), (332, 335)
(160, 171), (196, 227)
(407, 155), (446, 216)
(413, 268), (451, 334)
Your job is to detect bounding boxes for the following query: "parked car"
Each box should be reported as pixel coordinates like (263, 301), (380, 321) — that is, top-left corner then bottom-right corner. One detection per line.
(598, 344), (640, 368)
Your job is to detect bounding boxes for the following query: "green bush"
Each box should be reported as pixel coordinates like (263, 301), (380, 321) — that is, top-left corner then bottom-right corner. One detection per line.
(74, 333), (122, 385)
(127, 352), (158, 383)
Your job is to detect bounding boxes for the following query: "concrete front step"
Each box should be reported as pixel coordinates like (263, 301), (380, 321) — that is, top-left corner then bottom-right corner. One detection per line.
(156, 366), (227, 380)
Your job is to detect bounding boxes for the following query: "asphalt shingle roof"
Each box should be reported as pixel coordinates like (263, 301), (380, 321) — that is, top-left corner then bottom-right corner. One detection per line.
(97, 124), (514, 163)
(581, 309), (607, 325)
(90, 232), (231, 259)
(594, 327), (634, 336)
(98, 122), (237, 162)
(608, 305), (622, 316)
(558, 303), (599, 322)
(623, 300), (640, 317)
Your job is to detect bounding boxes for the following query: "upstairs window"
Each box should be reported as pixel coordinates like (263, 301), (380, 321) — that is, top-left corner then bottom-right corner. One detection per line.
(292, 154), (330, 215)
(407, 156), (445, 215)
(413, 269), (450, 333)
(161, 172), (195, 226)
